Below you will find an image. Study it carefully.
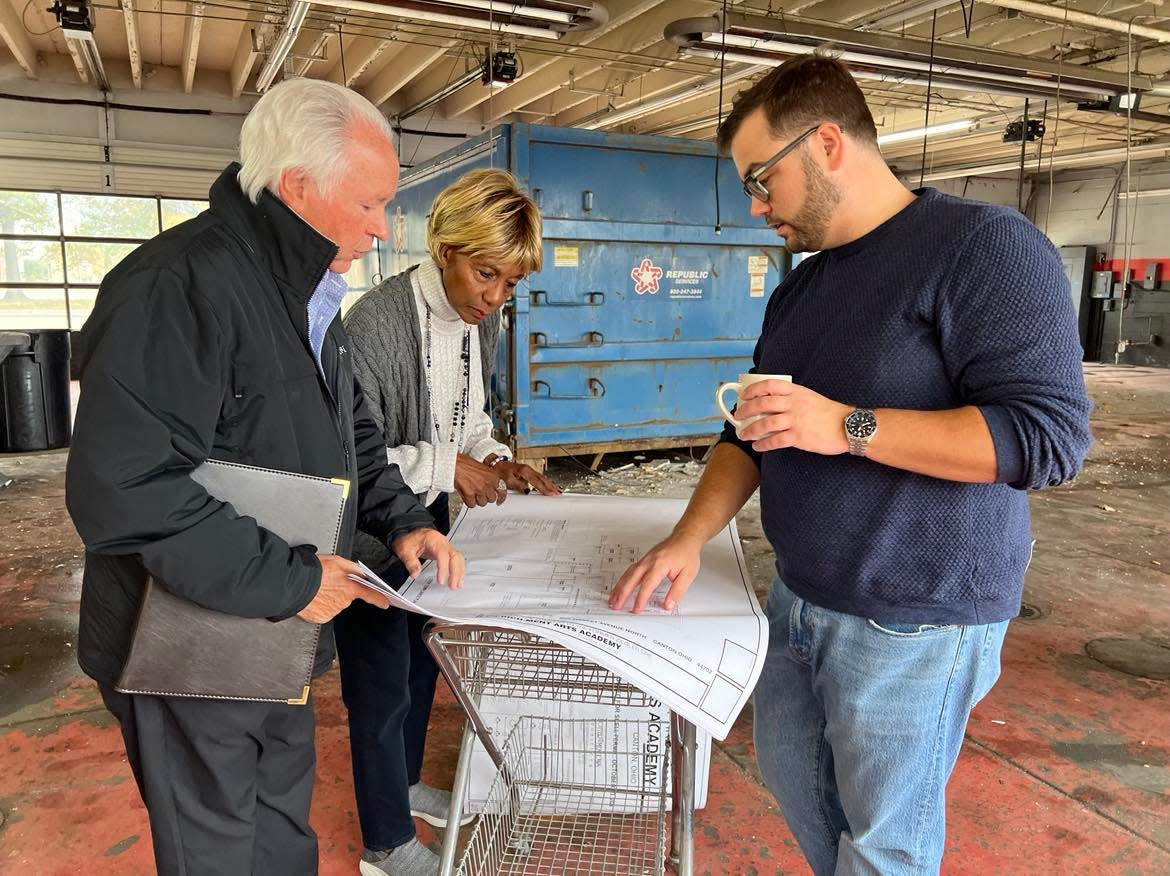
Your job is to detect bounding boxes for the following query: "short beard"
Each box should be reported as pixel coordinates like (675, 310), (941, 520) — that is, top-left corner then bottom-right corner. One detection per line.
(780, 151), (840, 254)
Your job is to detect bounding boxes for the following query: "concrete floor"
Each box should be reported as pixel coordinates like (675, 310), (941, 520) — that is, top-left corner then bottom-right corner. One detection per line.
(0, 363), (1167, 875)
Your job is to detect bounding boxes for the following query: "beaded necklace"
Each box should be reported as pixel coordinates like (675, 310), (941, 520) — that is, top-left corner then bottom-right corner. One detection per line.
(423, 303), (472, 449)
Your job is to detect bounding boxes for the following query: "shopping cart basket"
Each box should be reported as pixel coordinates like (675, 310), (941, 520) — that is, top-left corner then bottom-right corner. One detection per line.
(424, 624), (699, 876)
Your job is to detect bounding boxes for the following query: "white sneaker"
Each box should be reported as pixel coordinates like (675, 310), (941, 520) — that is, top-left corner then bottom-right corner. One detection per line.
(359, 840), (439, 876)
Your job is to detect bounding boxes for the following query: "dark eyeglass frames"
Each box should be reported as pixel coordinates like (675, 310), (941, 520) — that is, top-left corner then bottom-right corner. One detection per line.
(741, 125), (822, 202)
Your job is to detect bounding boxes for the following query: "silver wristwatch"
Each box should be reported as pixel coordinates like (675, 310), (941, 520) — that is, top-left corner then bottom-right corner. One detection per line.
(844, 409), (878, 457)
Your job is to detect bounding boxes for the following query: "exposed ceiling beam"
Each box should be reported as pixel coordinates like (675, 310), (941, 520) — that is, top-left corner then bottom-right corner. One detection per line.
(296, 29), (334, 77)
(441, 0), (667, 120)
(542, 41), (689, 123)
(230, 15), (277, 98)
(0, 0), (38, 77)
(569, 64), (762, 129)
(327, 35), (391, 86)
(182, 2), (205, 93)
(122, 0), (142, 87)
(364, 40), (454, 107)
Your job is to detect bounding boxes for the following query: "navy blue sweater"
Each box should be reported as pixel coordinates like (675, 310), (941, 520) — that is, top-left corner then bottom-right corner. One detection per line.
(722, 189), (1093, 625)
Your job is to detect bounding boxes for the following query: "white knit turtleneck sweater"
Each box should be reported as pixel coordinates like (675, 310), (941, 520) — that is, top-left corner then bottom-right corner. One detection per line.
(385, 258), (510, 505)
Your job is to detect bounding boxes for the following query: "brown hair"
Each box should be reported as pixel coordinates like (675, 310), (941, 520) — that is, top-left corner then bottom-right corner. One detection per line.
(717, 55), (879, 154)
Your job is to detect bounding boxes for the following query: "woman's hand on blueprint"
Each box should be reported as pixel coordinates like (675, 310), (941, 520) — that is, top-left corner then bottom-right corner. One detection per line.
(455, 454), (508, 507)
(608, 532), (703, 613)
(492, 458), (563, 497)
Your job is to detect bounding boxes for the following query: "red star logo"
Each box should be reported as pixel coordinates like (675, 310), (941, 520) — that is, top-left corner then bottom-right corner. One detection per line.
(631, 257), (663, 295)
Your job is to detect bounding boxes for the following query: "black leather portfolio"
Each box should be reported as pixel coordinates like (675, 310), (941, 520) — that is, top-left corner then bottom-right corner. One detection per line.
(116, 460), (349, 704)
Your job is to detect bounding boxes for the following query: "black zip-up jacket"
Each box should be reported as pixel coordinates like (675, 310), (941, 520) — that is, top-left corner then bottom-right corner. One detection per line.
(66, 164), (435, 686)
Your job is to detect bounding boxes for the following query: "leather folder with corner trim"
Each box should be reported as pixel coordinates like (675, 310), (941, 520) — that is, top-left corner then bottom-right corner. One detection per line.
(116, 459), (348, 705)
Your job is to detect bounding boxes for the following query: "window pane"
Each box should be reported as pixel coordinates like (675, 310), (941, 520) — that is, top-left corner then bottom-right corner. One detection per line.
(161, 199), (208, 230)
(340, 290), (366, 317)
(62, 194), (157, 239)
(0, 288), (69, 330)
(64, 242), (138, 285)
(0, 191), (60, 235)
(344, 248), (382, 293)
(68, 287), (99, 330)
(0, 239), (64, 283)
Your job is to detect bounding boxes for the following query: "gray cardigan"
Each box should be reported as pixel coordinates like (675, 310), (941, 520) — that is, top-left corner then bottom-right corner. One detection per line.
(343, 265), (501, 451)
(342, 265), (502, 569)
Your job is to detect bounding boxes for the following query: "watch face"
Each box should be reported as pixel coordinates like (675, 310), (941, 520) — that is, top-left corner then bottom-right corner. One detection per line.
(846, 409), (878, 439)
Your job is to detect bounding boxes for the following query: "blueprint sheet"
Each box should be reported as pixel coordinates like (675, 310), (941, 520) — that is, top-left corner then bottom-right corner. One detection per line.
(374, 493), (768, 740)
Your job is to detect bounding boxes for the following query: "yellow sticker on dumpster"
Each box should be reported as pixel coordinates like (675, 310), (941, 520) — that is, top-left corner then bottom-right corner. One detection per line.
(554, 246), (579, 267)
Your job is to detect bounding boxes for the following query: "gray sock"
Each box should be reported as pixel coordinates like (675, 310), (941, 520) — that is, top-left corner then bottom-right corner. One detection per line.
(409, 781), (449, 816)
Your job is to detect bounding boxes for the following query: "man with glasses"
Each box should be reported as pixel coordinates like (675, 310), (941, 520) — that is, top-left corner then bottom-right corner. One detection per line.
(612, 56), (1092, 874)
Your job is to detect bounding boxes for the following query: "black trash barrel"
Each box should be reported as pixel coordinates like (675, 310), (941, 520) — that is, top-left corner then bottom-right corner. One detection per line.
(0, 330), (72, 452)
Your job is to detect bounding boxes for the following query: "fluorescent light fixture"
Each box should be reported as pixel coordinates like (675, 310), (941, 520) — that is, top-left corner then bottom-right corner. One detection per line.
(667, 13), (1153, 104)
(48, 0), (110, 90)
(435, 0), (574, 25)
(912, 142), (1170, 182)
(1119, 187), (1170, 199)
(681, 47), (1081, 102)
(878, 119), (976, 146)
(309, 0), (564, 40)
(254, 0), (310, 92)
(713, 31), (1114, 101)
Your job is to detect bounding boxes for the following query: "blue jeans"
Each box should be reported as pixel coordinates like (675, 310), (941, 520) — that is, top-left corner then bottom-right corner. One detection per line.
(753, 578), (1008, 875)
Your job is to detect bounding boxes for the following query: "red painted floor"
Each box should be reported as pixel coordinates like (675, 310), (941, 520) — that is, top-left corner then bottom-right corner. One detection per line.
(1, 364), (1168, 875)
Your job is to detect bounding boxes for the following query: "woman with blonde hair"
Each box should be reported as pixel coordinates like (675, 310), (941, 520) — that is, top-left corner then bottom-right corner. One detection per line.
(339, 168), (560, 876)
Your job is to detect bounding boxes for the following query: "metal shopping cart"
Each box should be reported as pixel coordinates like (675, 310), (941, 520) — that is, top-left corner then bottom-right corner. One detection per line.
(425, 624), (699, 876)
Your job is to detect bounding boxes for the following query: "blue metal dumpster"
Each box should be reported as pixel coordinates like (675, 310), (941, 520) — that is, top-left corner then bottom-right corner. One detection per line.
(389, 124), (787, 467)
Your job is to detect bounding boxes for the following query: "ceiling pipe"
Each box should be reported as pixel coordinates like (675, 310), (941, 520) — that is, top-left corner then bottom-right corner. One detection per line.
(978, 0), (1170, 44)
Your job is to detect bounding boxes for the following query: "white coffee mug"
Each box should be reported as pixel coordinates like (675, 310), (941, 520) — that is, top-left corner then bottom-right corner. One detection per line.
(716, 373), (793, 428)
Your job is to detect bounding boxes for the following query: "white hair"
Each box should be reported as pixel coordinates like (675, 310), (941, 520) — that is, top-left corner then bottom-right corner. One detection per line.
(238, 77), (397, 205)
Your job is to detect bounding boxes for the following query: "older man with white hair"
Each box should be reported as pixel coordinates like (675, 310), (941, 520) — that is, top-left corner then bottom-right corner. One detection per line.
(66, 78), (463, 875)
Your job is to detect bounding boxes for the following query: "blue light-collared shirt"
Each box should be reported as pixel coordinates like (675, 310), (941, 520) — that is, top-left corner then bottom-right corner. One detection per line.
(307, 270), (348, 370)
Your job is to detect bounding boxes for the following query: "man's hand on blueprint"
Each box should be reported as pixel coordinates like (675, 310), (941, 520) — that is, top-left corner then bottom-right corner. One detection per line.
(392, 527), (466, 589)
(609, 533), (704, 613)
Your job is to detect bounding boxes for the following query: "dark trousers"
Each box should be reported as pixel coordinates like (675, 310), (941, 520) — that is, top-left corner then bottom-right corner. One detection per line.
(333, 494), (448, 851)
(99, 684), (318, 876)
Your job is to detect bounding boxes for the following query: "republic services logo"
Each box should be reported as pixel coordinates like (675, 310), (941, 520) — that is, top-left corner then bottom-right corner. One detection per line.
(631, 257), (663, 295)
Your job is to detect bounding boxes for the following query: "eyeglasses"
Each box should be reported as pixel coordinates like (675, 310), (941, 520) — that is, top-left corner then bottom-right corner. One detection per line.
(741, 125), (822, 202)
